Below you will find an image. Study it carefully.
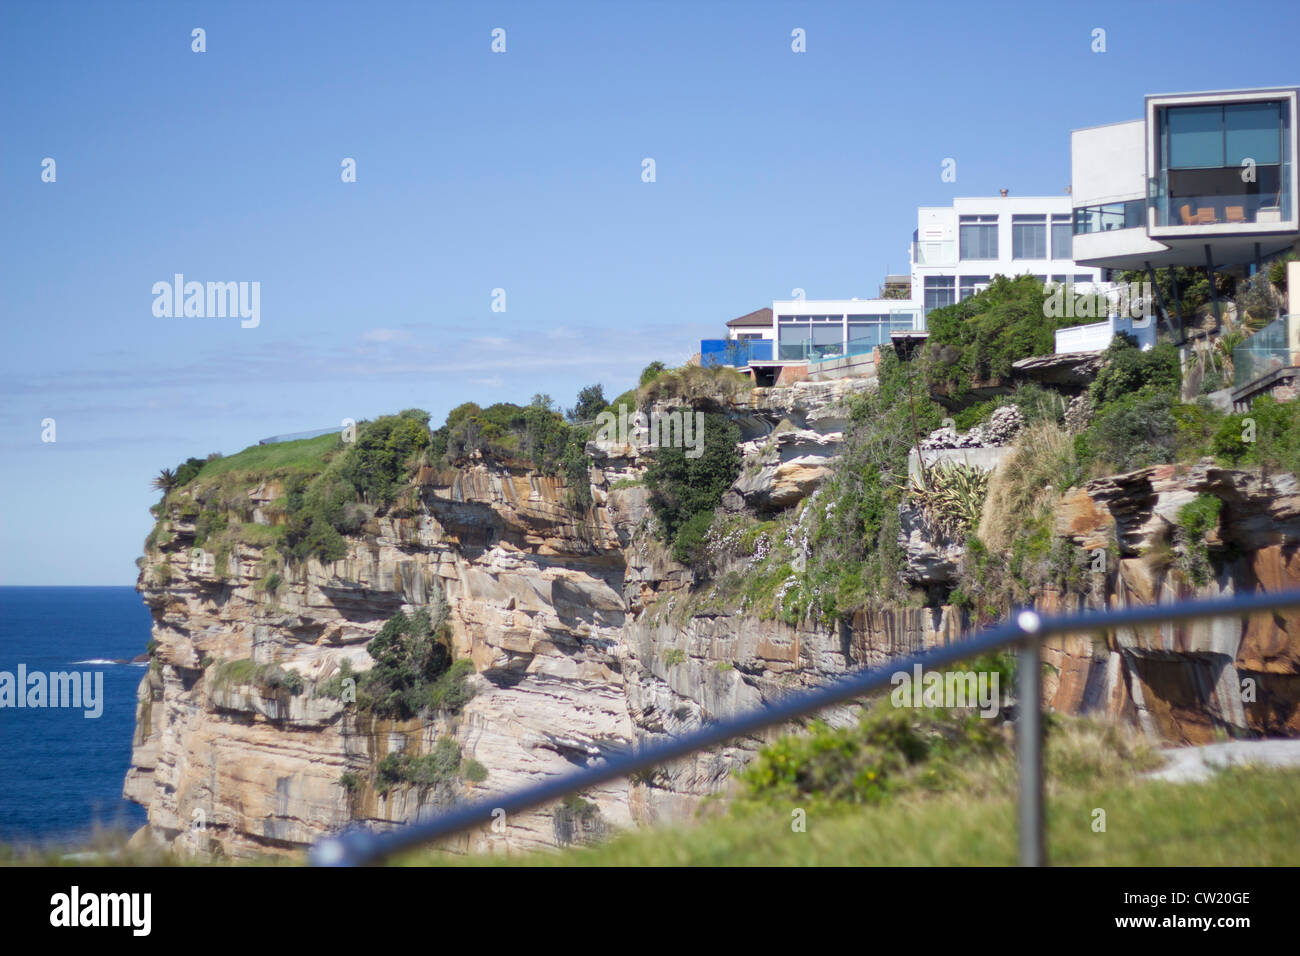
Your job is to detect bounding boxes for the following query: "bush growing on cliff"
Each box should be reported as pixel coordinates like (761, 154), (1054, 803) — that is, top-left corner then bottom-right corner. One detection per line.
(374, 737), (474, 798)
(922, 275), (1061, 402)
(357, 597), (475, 719)
(359, 608), (451, 718)
(339, 411), (432, 505)
(643, 411), (742, 564)
(207, 658), (305, 696)
(1175, 493), (1223, 587)
(799, 350), (944, 617)
(1212, 395), (1300, 478)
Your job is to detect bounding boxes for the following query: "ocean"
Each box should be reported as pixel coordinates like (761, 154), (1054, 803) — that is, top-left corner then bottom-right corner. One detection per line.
(0, 586), (151, 847)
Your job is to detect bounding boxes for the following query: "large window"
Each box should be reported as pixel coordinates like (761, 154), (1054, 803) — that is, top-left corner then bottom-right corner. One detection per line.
(1074, 200), (1145, 234)
(1154, 99), (1290, 227)
(847, 316), (887, 352)
(924, 276), (955, 315)
(1165, 102), (1282, 169)
(958, 275), (990, 300)
(1012, 214), (1047, 258)
(959, 215), (998, 259)
(1051, 214), (1072, 259)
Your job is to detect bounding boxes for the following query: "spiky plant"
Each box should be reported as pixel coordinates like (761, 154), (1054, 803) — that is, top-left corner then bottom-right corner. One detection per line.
(908, 461), (990, 539)
(151, 467), (178, 494)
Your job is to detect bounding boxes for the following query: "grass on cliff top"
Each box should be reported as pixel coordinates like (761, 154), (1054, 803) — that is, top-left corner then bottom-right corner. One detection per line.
(190, 432), (341, 483)
(402, 765), (1300, 867)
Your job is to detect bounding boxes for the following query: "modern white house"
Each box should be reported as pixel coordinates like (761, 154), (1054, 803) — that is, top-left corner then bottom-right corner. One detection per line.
(702, 193), (1144, 380)
(911, 195), (1107, 317)
(767, 297), (924, 363)
(1071, 87), (1299, 274)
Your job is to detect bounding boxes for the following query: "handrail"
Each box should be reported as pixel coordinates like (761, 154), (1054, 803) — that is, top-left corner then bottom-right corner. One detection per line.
(308, 587), (1300, 867)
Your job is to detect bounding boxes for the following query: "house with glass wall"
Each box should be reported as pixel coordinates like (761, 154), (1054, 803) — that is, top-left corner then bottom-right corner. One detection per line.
(768, 297), (924, 363)
(1071, 87), (1300, 403)
(1071, 87), (1299, 274)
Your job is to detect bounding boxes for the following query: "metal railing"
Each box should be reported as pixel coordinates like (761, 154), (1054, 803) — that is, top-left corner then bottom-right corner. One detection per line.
(308, 587), (1300, 867)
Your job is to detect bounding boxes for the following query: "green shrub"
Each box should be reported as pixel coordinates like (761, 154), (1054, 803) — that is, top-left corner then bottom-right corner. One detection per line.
(207, 658), (304, 696)
(639, 361), (667, 386)
(644, 412), (741, 565)
(1078, 392), (1181, 474)
(732, 701), (1006, 812)
(923, 275), (1062, 401)
(356, 595), (475, 719)
(374, 737), (466, 796)
(908, 462), (989, 539)
(1175, 493), (1222, 586)
(1212, 396), (1300, 478)
(1266, 252), (1295, 291)
(315, 659), (356, 700)
(1088, 337), (1180, 410)
(338, 412), (431, 506)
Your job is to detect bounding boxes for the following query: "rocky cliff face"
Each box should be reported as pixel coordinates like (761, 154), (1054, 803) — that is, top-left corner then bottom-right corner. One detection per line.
(127, 377), (1300, 858)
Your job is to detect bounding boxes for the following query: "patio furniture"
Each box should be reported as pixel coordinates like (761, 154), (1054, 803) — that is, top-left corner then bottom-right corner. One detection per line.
(1225, 206), (1246, 223)
(1195, 207), (1218, 224)
(1179, 204), (1196, 225)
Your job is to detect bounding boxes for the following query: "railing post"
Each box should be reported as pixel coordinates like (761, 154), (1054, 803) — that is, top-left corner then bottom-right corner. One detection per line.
(1016, 627), (1045, 867)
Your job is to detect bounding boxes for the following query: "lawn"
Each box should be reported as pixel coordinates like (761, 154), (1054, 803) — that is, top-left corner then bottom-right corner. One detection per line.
(406, 766), (1300, 867)
(191, 432), (341, 482)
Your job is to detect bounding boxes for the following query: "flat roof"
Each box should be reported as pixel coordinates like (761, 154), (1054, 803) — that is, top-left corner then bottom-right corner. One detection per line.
(1072, 85), (1300, 133)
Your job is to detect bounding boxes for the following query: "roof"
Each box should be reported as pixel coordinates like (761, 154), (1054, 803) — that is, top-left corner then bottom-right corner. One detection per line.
(726, 307), (773, 329)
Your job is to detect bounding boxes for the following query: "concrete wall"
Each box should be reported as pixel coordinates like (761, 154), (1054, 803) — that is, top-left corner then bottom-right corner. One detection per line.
(1056, 313), (1157, 353)
(1071, 120), (1146, 207)
(807, 350), (879, 382)
(907, 445), (1014, 480)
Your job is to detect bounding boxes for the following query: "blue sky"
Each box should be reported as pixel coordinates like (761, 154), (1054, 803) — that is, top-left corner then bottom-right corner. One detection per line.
(2, 0), (1298, 585)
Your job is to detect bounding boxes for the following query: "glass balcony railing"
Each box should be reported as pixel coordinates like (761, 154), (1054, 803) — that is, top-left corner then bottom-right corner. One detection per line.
(1148, 170), (1291, 228)
(1233, 315), (1295, 390)
(700, 338), (773, 367)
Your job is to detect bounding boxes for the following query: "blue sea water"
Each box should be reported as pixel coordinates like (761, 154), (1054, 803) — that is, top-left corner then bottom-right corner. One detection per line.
(0, 586), (151, 846)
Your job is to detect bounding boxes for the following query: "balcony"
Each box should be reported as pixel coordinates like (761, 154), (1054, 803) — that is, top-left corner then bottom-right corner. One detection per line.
(1149, 96), (1295, 234)
(700, 338), (773, 368)
(1150, 179), (1289, 230)
(776, 310), (923, 363)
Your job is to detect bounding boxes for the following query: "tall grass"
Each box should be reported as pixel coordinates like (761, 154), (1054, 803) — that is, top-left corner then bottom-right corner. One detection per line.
(978, 421), (1079, 554)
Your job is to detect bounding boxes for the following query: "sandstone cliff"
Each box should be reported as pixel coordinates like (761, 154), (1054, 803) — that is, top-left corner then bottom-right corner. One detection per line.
(127, 376), (1300, 858)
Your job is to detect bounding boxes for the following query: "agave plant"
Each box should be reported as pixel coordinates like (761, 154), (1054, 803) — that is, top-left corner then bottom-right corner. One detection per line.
(908, 461), (990, 539)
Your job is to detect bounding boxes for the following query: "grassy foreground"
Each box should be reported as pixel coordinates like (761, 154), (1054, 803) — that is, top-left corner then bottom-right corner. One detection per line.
(408, 766), (1300, 867)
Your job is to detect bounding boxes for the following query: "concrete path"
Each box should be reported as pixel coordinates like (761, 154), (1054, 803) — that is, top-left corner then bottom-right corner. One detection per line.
(1146, 739), (1300, 784)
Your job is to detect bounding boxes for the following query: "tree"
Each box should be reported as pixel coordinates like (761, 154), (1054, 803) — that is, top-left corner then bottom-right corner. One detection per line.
(151, 468), (178, 494)
(644, 411), (741, 564)
(568, 383), (607, 423)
